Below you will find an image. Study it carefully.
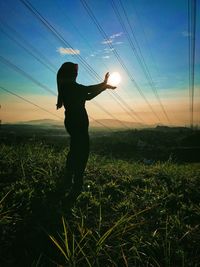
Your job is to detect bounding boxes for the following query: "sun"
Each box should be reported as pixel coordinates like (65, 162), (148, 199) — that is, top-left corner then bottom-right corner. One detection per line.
(108, 72), (121, 86)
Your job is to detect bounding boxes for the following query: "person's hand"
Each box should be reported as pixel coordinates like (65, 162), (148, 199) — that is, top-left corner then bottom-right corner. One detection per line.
(106, 84), (117, 89)
(103, 72), (117, 89)
(56, 103), (62, 110)
(104, 72), (109, 84)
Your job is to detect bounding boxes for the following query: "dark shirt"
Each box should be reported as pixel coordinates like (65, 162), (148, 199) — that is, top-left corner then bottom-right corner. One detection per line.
(57, 81), (105, 133)
(62, 82), (88, 109)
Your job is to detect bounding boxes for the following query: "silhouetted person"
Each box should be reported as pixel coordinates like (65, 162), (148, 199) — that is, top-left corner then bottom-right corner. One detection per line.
(56, 62), (116, 205)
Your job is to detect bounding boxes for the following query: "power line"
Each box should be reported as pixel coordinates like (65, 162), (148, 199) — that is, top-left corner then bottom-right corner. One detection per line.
(130, 2), (161, 77)
(92, 99), (129, 129)
(1, 12), (140, 125)
(55, 3), (144, 124)
(111, 0), (171, 124)
(188, 0), (196, 128)
(21, 0), (142, 127)
(188, 0), (191, 127)
(18, 0), (132, 129)
(0, 18), (57, 73)
(1, 33), (131, 129)
(0, 85), (113, 130)
(80, 0), (162, 123)
(60, 5), (145, 124)
(127, 1), (177, 125)
(119, 0), (171, 124)
(88, 115), (115, 131)
(18, 0), (106, 83)
(0, 16), (129, 125)
(0, 55), (56, 95)
(0, 85), (62, 120)
(0, 55), (123, 130)
(108, 91), (145, 124)
(0, 22), (56, 74)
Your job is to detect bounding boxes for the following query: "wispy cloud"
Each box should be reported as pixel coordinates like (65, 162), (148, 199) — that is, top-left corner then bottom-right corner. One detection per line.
(101, 39), (113, 44)
(102, 55), (110, 59)
(104, 48), (115, 53)
(182, 31), (192, 37)
(110, 32), (123, 39)
(57, 47), (80, 55)
(114, 41), (123, 45)
(101, 32), (123, 46)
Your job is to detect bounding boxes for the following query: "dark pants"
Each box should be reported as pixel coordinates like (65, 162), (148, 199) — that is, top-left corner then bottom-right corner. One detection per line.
(64, 116), (89, 199)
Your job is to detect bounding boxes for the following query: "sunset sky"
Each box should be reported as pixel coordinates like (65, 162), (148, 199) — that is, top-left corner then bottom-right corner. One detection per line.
(0, 0), (199, 128)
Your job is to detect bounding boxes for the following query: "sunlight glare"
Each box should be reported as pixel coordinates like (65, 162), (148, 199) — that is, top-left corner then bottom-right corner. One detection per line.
(108, 72), (121, 86)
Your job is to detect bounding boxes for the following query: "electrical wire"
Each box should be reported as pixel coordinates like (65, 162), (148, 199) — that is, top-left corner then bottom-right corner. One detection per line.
(0, 85), (62, 120)
(0, 55), (119, 130)
(0, 18), (57, 73)
(188, 0), (196, 128)
(0, 85), (113, 130)
(112, 0), (171, 124)
(18, 0), (131, 129)
(1, 16), (141, 125)
(55, 4), (144, 124)
(0, 23), (56, 74)
(80, 0), (162, 123)
(0, 55), (56, 95)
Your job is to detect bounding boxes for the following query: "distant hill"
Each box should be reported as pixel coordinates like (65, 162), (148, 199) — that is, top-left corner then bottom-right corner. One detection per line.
(155, 125), (191, 132)
(3, 119), (192, 131)
(89, 119), (147, 129)
(18, 119), (63, 127)
(13, 118), (147, 129)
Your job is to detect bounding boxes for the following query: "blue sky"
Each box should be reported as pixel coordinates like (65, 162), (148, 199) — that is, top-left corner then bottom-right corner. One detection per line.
(0, 0), (199, 126)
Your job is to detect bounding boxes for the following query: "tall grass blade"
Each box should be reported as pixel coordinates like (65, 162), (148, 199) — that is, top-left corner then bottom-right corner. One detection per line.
(49, 235), (68, 261)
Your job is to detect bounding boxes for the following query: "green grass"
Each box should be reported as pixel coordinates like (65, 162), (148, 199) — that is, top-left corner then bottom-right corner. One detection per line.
(0, 142), (200, 266)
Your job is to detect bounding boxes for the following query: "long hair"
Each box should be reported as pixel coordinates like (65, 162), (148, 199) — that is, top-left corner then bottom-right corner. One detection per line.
(57, 62), (78, 106)
(57, 62), (78, 86)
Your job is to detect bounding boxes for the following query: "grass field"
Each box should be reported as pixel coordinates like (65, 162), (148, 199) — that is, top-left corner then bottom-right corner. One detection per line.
(0, 127), (200, 266)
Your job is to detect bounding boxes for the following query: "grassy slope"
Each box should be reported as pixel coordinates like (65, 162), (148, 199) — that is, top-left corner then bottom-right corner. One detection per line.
(0, 142), (200, 266)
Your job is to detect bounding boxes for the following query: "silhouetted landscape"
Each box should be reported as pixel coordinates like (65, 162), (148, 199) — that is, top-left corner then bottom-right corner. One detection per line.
(1, 0), (199, 265)
(1, 122), (200, 162)
(1, 124), (200, 266)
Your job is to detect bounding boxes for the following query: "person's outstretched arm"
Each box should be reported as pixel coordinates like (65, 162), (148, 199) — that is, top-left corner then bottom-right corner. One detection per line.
(85, 72), (116, 100)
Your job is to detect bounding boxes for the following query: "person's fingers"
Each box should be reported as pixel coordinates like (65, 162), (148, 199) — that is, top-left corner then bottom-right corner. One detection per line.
(104, 72), (109, 81)
(56, 104), (62, 109)
(107, 85), (117, 89)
